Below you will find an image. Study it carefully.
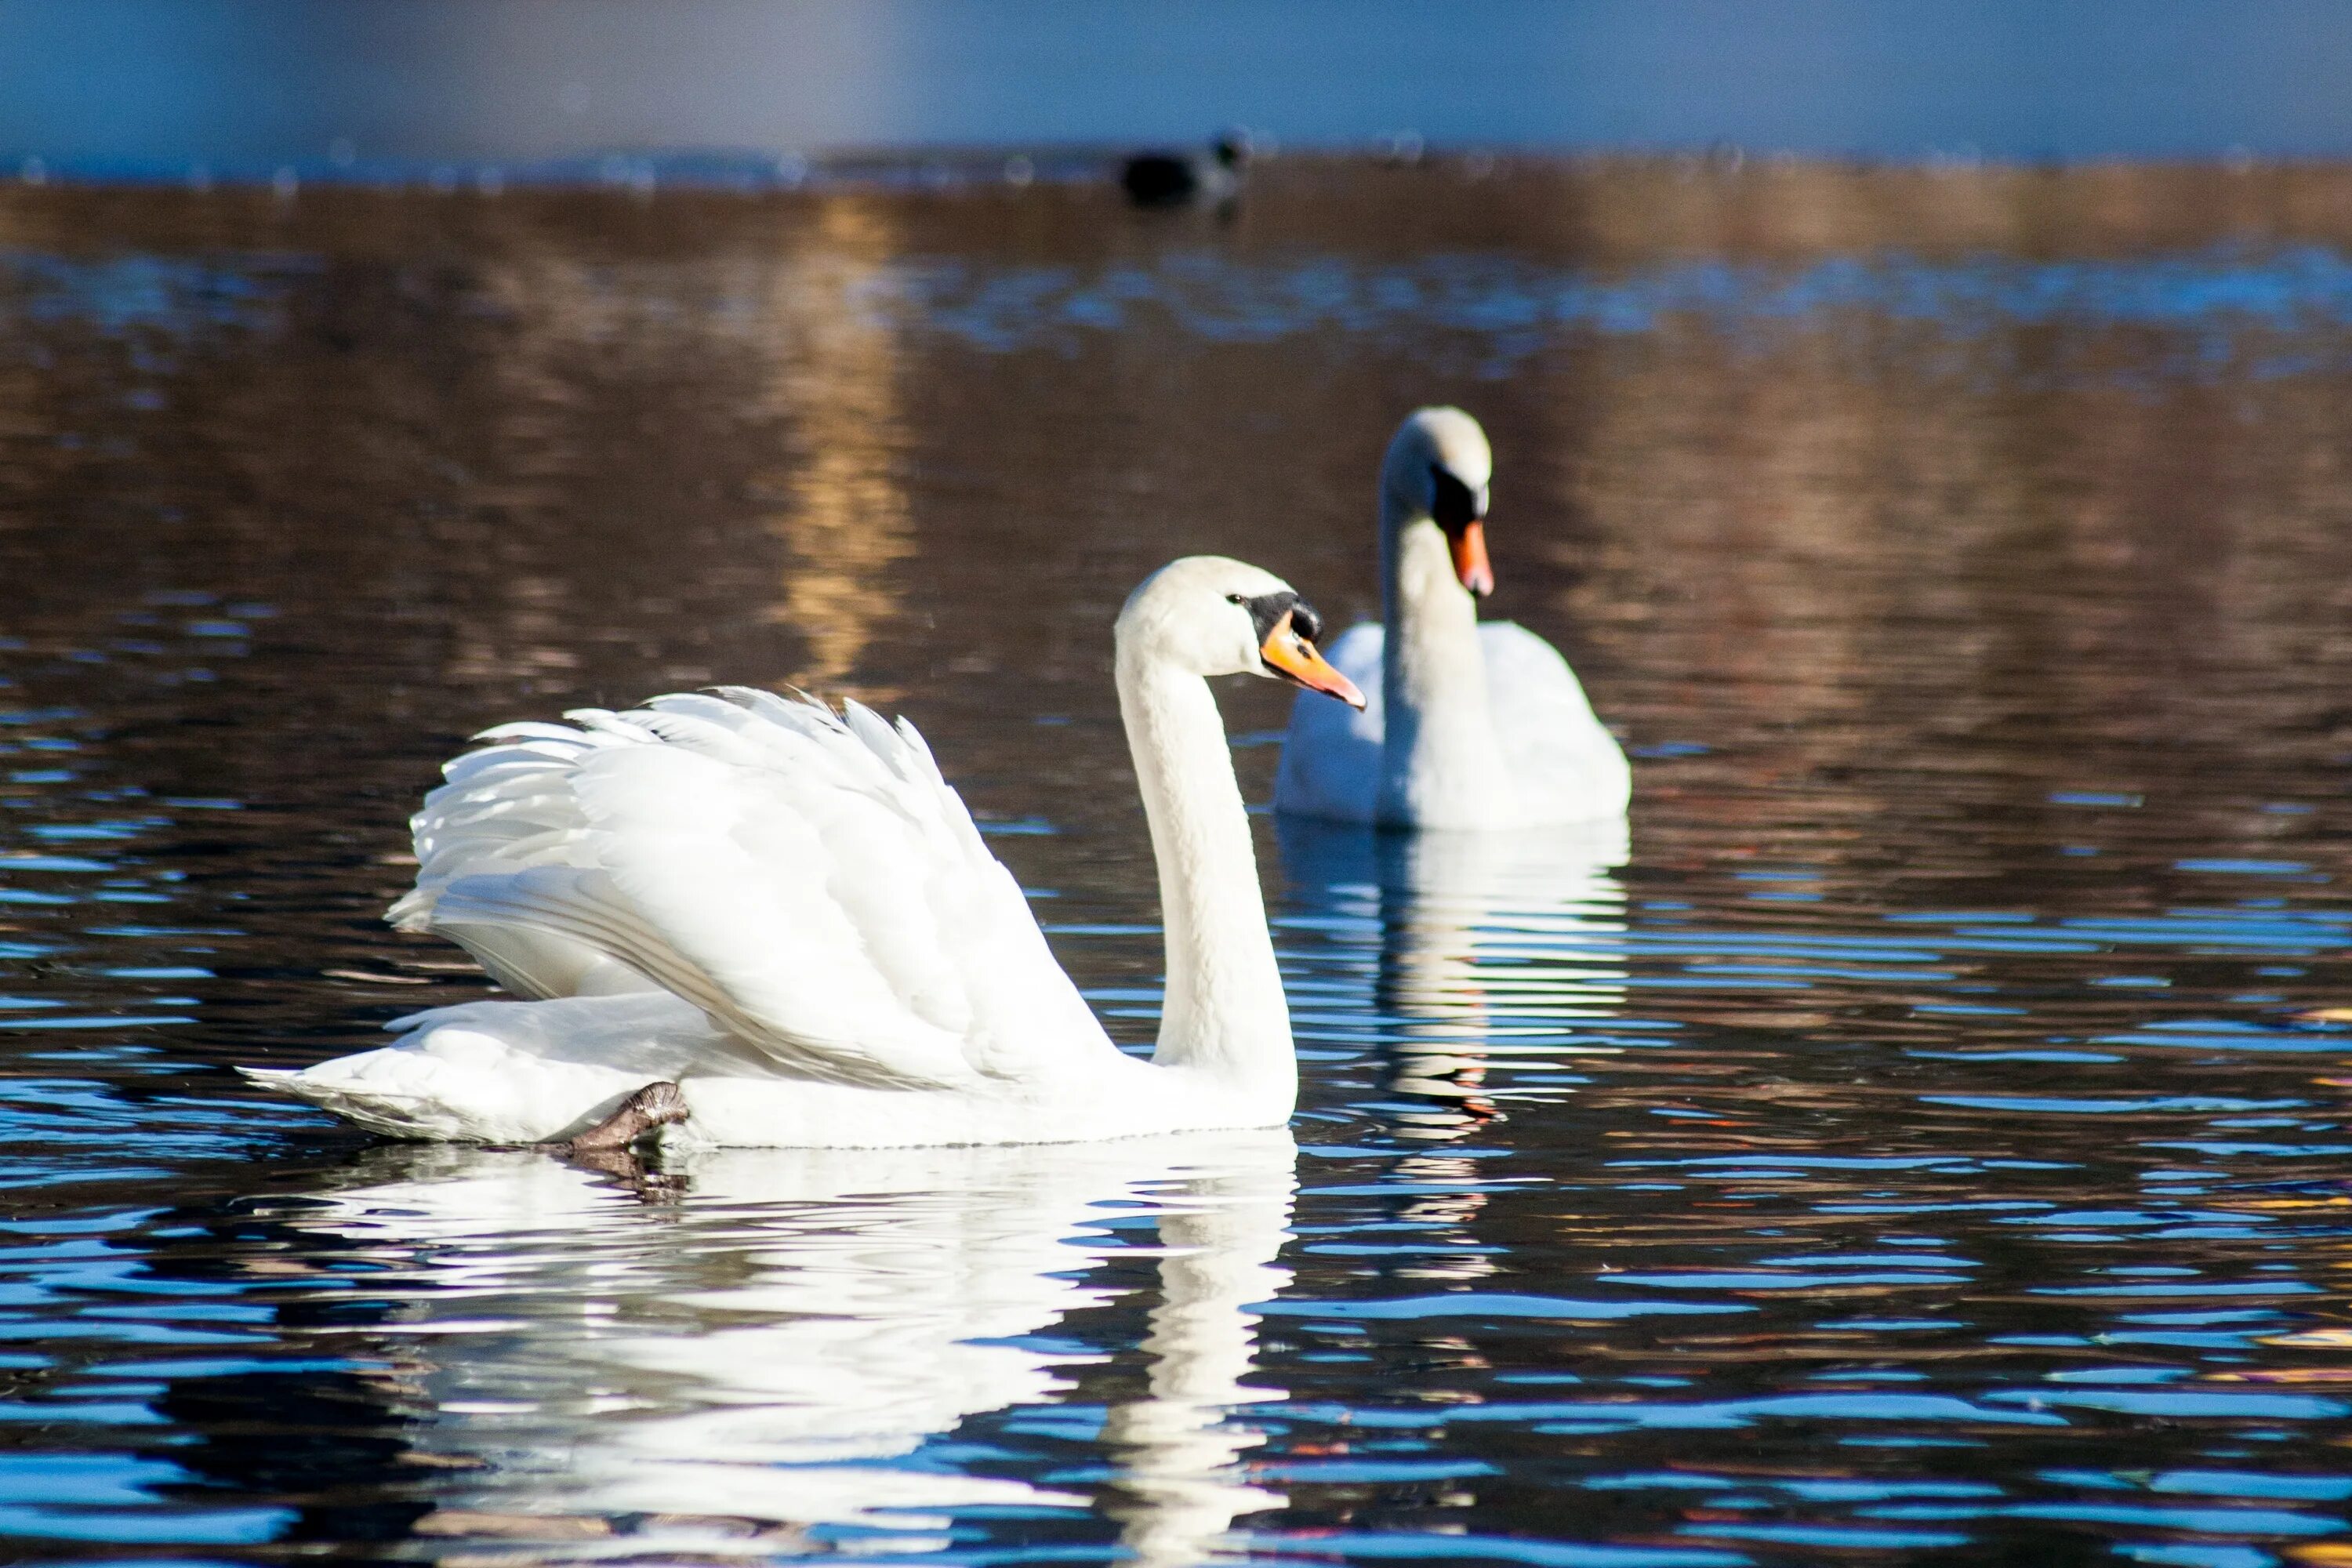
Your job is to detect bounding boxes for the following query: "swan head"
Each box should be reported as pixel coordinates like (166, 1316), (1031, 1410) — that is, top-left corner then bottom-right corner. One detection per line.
(1117, 557), (1366, 709)
(1381, 406), (1495, 597)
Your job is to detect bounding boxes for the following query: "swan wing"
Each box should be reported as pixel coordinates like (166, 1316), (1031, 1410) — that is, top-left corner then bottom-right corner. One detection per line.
(1479, 622), (1632, 822)
(393, 718), (661, 1000)
(393, 688), (1114, 1091)
(1271, 622), (1385, 822)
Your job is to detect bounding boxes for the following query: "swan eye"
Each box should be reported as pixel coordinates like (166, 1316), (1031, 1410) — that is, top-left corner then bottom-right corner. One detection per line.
(1429, 463), (1482, 532)
(1236, 590), (1298, 648)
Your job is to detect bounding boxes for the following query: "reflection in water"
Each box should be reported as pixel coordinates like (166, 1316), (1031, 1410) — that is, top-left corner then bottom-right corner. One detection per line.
(408, 196), (917, 702)
(275, 1133), (1295, 1560)
(1281, 818), (1628, 1138)
(757, 201), (916, 699)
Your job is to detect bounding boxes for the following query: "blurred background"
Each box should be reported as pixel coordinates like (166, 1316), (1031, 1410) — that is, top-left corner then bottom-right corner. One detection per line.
(5, 0), (2352, 183)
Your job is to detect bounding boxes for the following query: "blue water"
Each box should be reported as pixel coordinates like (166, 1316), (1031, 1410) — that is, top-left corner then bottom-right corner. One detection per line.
(5, 164), (2352, 1561)
(4, 0), (2352, 184)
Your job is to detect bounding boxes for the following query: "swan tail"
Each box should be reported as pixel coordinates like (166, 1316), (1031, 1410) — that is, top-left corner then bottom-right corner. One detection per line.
(241, 994), (775, 1142)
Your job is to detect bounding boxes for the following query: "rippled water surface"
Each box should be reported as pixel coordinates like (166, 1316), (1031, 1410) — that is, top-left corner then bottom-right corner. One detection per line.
(7, 162), (2352, 1565)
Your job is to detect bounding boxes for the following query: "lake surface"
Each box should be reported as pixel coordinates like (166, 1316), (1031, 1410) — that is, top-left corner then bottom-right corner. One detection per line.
(5, 160), (2352, 1565)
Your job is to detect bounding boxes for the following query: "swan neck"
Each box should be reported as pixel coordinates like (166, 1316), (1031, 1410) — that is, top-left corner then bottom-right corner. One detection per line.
(1378, 508), (1510, 822)
(1115, 652), (1295, 1096)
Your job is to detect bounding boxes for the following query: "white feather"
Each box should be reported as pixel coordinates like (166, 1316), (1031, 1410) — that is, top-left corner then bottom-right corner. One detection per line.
(1273, 408), (1628, 829)
(391, 688), (1104, 1094)
(1276, 620), (1628, 826)
(251, 558), (1323, 1147)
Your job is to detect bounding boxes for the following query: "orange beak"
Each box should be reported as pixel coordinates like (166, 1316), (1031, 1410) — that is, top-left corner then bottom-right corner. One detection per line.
(1450, 521), (1494, 596)
(1261, 617), (1367, 709)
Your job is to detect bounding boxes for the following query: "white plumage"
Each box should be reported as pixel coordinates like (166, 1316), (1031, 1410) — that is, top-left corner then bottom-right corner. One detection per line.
(1276, 620), (1626, 827)
(405, 688), (1104, 1091)
(244, 557), (1364, 1149)
(1273, 408), (1630, 829)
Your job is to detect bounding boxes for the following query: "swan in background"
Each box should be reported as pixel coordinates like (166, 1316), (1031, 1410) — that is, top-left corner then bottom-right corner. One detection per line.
(244, 557), (1363, 1149)
(1274, 407), (1630, 829)
(1279, 815), (1630, 1140)
(270, 1131), (1297, 1563)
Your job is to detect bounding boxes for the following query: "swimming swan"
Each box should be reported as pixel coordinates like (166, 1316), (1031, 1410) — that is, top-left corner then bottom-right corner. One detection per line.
(242, 557), (1363, 1149)
(1272, 408), (1629, 828)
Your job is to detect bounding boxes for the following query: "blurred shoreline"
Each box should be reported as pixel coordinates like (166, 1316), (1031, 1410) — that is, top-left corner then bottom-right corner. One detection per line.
(14, 146), (2352, 202)
(10, 155), (2352, 263)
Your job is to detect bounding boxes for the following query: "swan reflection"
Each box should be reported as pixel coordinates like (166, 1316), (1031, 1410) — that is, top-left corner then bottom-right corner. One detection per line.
(282, 1131), (1295, 1561)
(1280, 817), (1629, 1138)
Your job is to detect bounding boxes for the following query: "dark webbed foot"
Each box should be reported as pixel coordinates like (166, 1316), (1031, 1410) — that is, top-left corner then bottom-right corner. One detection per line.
(553, 1080), (690, 1153)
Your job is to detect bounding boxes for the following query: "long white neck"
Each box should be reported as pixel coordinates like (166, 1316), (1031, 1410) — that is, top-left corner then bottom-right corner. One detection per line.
(1378, 498), (1512, 825)
(1115, 651), (1296, 1104)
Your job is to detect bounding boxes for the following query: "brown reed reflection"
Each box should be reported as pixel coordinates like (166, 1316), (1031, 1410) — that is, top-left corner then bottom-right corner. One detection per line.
(750, 199), (916, 700)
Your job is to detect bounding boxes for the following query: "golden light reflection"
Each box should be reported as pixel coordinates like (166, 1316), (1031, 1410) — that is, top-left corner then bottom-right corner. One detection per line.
(751, 198), (914, 700)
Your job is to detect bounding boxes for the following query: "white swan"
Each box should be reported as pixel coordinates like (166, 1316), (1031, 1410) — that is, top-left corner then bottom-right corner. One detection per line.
(243, 557), (1364, 1149)
(1272, 407), (1630, 828)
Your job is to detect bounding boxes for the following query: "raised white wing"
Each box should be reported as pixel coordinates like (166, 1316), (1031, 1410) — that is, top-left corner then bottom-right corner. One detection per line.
(1479, 621), (1632, 821)
(1271, 622), (1385, 823)
(390, 688), (1115, 1091)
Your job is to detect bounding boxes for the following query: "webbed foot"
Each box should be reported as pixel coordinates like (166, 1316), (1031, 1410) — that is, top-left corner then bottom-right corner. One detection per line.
(553, 1081), (689, 1153)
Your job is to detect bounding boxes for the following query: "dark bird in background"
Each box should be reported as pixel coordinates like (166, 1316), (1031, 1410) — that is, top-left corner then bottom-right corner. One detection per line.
(1120, 131), (1250, 209)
